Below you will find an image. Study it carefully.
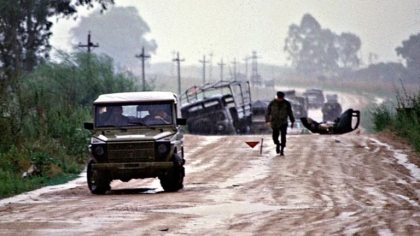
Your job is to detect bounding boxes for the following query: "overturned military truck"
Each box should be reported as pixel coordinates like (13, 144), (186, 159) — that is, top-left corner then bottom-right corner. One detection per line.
(180, 80), (253, 135)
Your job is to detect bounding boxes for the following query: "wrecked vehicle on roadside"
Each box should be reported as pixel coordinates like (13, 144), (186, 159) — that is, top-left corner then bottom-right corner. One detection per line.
(180, 80), (253, 135)
(84, 91), (186, 194)
(300, 109), (360, 135)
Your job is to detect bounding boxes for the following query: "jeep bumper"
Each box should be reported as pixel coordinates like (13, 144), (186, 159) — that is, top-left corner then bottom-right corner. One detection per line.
(92, 162), (173, 170)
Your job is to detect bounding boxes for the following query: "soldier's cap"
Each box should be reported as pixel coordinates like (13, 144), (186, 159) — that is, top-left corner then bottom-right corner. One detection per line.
(277, 91), (285, 98)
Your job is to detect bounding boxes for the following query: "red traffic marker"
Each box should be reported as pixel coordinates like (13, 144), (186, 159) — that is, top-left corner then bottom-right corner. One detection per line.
(245, 141), (260, 148)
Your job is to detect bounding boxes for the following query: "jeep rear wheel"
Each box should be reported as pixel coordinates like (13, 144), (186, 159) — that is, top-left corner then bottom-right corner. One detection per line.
(159, 154), (185, 192)
(87, 159), (110, 195)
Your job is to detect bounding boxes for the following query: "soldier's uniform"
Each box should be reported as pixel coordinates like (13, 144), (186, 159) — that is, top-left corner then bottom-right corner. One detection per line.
(265, 92), (295, 155)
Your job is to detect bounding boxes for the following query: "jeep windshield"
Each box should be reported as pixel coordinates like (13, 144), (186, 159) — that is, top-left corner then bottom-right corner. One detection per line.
(95, 103), (174, 128)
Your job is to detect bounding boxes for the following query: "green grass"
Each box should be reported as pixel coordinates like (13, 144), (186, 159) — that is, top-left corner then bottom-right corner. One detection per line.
(0, 171), (81, 199)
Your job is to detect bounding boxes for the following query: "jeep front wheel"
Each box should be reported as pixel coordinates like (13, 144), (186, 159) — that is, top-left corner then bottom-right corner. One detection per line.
(87, 159), (110, 195)
(159, 154), (185, 192)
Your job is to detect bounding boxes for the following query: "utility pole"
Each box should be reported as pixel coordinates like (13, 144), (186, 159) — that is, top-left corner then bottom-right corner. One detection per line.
(251, 50), (261, 86)
(78, 31), (99, 52)
(135, 47), (150, 91)
(218, 58), (226, 93)
(243, 55), (251, 81)
(173, 52), (185, 96)
(171, 51), (176, 76)
(199, 55), (209, 84)
(209, 52), (213, 82)
(218, 59), (225, 82)
(231, 58), (237, 81)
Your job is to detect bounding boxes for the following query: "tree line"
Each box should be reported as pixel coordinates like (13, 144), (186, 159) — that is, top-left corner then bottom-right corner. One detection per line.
(284, 13), (420, 84)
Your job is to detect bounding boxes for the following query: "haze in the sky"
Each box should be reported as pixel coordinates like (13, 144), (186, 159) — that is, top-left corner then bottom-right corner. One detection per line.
(50, 0), (420, 66)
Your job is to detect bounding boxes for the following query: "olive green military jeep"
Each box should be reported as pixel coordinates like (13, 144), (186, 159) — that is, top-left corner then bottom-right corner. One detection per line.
(84, 91), (186, 194)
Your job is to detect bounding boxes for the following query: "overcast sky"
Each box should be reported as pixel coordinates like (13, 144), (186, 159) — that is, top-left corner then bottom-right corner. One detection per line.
(50, 0), (420, 66)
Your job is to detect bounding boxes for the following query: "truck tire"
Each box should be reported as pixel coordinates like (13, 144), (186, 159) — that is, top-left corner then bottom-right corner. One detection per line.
(198, 119), (213, 134)
(87, 159), (110, 195)
(159, 154), (185, 192)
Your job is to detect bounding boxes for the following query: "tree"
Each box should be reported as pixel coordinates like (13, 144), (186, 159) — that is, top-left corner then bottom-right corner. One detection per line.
(0, 0), (114, 73)
(396, 33), (420, 79)
(0, 1), (114, 147)
(0, 50), (139, 149)
(348, 62), (409, 84)
(32, 51), (140, 107)
(284, 14), (324, 75)
(337, 32), (361, 69)
(284, 13), (361, 77)
(69, 6), (157, 72)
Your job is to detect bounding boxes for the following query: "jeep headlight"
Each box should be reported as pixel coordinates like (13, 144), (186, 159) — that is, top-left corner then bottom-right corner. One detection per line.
(155, 141), (170, 159)
(158, 143), (168, 154)
(94, 145), (105, 156)
(91, 143), (106, 160)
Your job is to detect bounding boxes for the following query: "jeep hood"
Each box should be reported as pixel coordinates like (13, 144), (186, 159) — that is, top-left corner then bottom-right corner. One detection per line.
(94, 131), (174, 142)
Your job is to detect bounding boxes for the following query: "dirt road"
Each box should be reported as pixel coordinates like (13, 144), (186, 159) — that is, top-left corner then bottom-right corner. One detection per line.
(1, 93), (420, 235)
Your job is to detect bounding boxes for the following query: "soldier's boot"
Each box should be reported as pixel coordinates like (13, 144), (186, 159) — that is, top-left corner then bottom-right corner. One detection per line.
(276, 144), (280, 154)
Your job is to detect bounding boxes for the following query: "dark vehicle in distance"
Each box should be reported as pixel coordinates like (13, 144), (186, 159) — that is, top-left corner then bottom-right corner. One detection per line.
(303, 88), (325, 109)
(322, 93), (342, 122)
(284, 90), (309, 118)
(251, 99), (270, 133)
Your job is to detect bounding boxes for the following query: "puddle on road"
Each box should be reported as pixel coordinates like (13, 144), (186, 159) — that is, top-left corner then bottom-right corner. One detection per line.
(370, 138), (420, 180)
(185, 136), (225, 174)
(153, 202), (282, 215)
(152, 201), (339, 216)
(150, 202), (281, 234)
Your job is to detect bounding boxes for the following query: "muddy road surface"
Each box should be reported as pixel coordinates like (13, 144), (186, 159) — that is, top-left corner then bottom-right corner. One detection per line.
(1, 92), (420, 235)
(1, 132), (420, 235)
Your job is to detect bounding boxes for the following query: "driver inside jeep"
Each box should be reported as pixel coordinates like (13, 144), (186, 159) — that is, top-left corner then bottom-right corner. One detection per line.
(99, 106), (130, 126)
(144, 108), (172, 125)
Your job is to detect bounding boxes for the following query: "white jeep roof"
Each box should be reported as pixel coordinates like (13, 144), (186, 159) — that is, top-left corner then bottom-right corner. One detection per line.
(93, 91), (178, 104)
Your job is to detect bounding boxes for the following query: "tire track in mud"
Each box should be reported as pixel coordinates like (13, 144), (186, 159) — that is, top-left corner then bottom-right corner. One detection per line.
(1, 131), (420, 235)
(242, 133), (420, 235)
(152, 134), (284, 235)
(183, 135), (272, 202)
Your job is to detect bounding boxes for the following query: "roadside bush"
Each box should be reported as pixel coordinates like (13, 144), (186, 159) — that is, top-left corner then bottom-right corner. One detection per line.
(370, 101), (395, 132)
(370, 83), (420, 153)
(0, 51), (141, 199)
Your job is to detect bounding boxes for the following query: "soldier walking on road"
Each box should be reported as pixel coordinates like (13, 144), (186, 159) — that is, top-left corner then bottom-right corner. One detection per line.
(265, 91), (295, 156)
